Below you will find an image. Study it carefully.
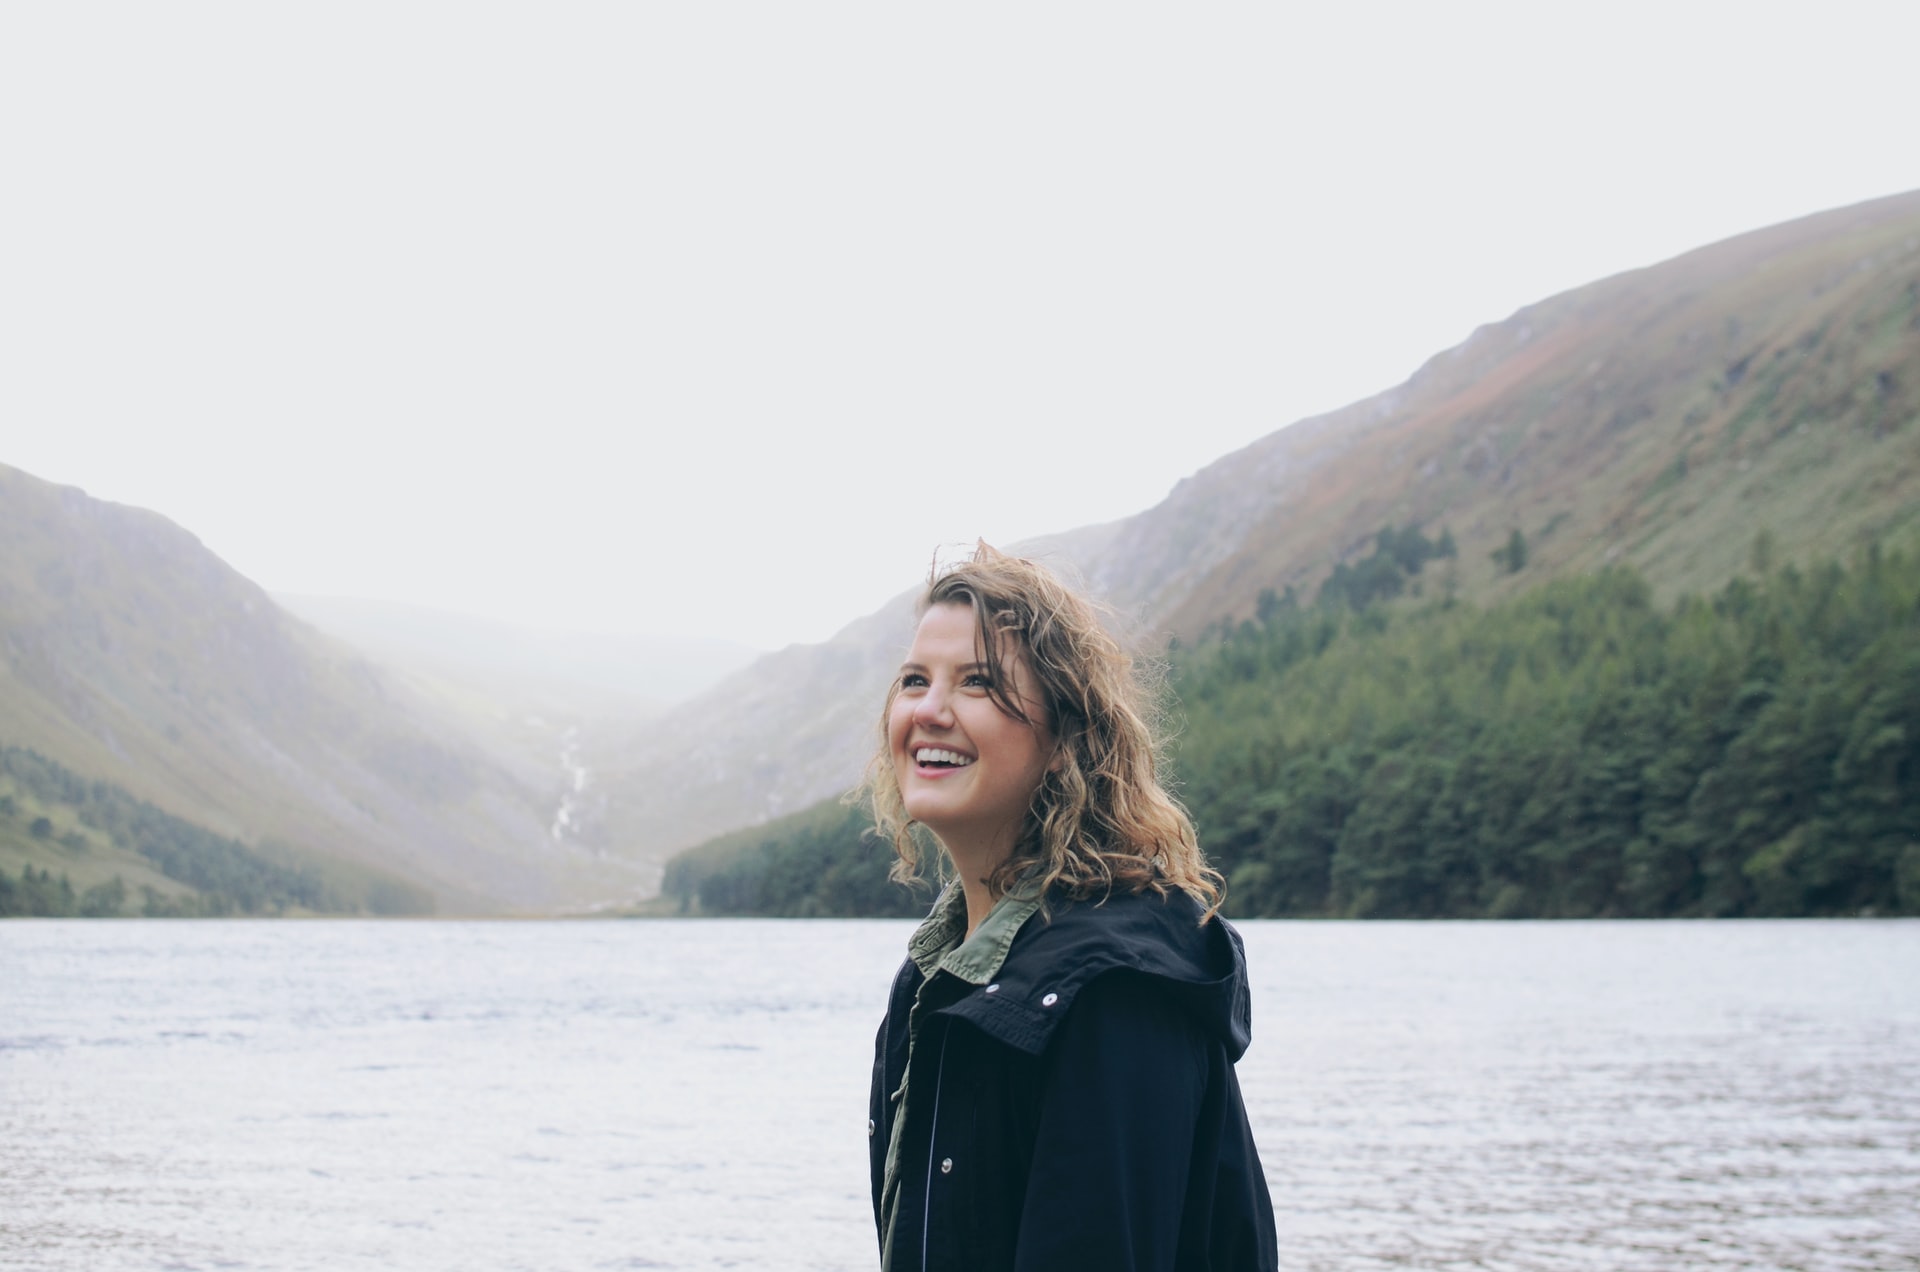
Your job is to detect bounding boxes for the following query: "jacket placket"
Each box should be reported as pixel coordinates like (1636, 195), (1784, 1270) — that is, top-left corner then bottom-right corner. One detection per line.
(880, 969), (964, 1272)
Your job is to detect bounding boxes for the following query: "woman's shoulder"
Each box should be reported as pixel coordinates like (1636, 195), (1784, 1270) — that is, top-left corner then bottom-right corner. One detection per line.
(1020, 885), (1228, 973)
(993, 885), (1254, 1059)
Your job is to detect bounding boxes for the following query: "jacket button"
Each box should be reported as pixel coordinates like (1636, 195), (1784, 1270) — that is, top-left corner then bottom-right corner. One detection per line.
(985, 983), (1000, 994)
(1041, 992), (1058, 1007)
(867, 1119), (876, 1137)
(940, 1157), (953, 1174)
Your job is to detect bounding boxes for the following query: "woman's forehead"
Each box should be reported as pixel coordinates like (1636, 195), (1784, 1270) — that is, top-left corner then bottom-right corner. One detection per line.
(909, 602), (983, 655)
(908, 602), (1033, 668)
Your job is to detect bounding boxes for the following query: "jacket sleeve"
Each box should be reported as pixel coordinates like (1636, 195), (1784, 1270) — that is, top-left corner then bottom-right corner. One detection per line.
(1013, 971), (1209, 1272)
(870, 1012), (889, 1242)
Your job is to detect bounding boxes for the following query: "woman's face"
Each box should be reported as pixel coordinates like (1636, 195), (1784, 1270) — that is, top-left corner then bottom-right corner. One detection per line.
(889, 602), (1055, 863)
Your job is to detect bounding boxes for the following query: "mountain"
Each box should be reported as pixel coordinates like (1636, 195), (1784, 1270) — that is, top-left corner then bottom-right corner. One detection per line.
(594, 189), (1920, 880)
(1150, 188), (1920, 635)
(0, 465), (646, 913)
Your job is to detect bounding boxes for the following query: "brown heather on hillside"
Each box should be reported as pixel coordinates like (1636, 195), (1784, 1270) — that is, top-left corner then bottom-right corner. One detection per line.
(1160, 189), (1920, 637)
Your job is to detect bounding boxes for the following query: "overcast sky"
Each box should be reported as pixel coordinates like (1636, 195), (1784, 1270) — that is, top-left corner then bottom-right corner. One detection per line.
(4, 2), (1915, 650)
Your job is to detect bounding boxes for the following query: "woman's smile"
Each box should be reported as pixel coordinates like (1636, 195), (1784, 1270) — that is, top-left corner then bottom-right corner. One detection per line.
(910, 745), (975, 773)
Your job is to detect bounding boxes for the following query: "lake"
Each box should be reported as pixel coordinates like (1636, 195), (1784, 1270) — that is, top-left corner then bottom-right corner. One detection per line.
(2, 919), (1916, 1270)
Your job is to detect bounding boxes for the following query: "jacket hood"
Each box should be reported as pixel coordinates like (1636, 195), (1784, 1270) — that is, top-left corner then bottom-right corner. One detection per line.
(934, 888), (1254, 1062)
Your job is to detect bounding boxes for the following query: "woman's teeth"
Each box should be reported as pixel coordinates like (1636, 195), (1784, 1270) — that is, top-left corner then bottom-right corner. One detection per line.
(914, 747), (973, 767)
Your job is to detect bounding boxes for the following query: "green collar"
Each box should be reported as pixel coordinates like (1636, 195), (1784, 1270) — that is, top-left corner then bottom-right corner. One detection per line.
(907, 881), (1043, 986)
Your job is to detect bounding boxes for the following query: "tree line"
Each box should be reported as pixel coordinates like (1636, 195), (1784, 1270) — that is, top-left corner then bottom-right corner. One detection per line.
(663, 531), (1919, 919)
(660, 797), (926, 917)
(0, 865), (132, 918)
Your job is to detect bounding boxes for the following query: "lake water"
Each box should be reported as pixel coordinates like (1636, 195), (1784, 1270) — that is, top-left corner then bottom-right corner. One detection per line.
(2, 919), (1916, 1271)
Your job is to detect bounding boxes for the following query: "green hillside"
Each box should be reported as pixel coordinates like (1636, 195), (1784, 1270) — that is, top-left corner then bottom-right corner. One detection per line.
(657, 796), (925, 918)
(1178, 540), (1919, 918)
(661, 536), (1920, 919)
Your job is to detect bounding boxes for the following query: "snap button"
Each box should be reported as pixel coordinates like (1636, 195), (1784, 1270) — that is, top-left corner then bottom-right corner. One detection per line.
(940, 1157), (953, 1174)
(867, 1119), (875, 1137)
(985, 983), (1000, 994)
(1041, 992), (1059, 1007)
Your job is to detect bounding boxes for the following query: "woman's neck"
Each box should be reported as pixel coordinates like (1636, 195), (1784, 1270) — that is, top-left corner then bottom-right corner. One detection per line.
(956, 873), (998, 940)
(943, 829), (1016, 939)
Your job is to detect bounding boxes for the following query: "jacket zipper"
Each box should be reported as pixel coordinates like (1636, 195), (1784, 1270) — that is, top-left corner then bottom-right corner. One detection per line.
(919, 1026), (949, 1272)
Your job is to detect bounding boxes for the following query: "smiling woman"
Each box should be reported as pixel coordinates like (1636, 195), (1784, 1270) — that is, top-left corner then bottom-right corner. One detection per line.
(862, 544), (1277, 1271)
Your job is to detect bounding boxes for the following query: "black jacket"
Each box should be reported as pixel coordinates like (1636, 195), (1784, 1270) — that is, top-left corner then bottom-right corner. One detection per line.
(869, 888), (1278, 1271)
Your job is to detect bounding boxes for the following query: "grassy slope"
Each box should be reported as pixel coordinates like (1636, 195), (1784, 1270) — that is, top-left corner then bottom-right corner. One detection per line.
(0, 779), (192, 901)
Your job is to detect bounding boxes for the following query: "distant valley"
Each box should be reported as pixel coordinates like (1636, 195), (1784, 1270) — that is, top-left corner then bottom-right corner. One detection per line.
(0, 467), (659, 914)
(5, 189), (1917, 916)
(275, 594), (760, 719)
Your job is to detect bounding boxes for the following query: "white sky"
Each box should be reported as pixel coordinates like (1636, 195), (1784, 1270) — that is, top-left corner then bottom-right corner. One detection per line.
(3, 2), (1916, 650)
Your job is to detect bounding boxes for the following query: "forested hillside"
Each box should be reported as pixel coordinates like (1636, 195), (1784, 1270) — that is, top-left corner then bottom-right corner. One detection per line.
(599, 191), (1920, 878)
(1176, 538), (1919, 918)
(661, 535), (1920, 919)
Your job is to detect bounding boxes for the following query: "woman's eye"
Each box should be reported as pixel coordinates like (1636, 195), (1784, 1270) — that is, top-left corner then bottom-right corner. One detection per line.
(900, 673), (929, 690)
(962, 673), (993, 689)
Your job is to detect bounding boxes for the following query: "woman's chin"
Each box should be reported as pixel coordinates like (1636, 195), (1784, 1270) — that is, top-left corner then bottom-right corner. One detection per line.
(901, 794), (953, 835)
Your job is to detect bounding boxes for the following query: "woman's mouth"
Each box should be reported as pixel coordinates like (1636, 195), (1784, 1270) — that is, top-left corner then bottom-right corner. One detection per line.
(913, 746), (974, 770)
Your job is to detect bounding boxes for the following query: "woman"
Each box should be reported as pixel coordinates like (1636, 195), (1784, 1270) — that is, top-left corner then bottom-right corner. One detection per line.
(866, 544), (1277, 1272)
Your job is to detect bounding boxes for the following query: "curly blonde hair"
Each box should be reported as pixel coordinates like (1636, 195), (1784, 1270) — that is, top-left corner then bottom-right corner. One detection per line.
(865, 543), (1223, 919)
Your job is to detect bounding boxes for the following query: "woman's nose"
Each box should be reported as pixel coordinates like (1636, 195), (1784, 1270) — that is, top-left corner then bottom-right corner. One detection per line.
(912, 682), (954, 727)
